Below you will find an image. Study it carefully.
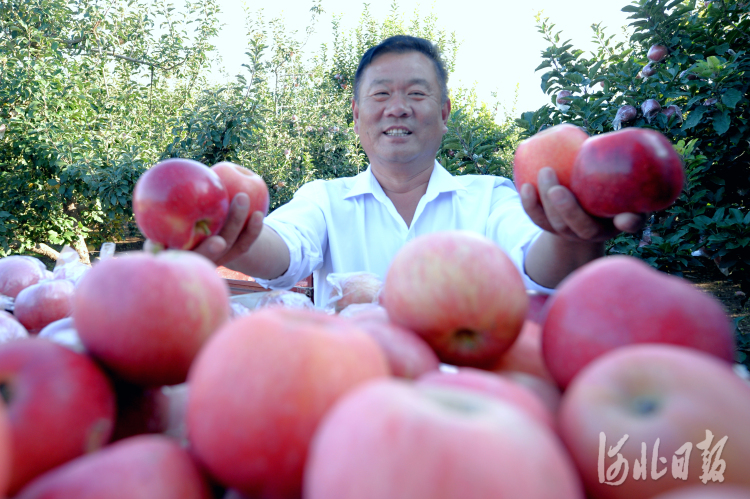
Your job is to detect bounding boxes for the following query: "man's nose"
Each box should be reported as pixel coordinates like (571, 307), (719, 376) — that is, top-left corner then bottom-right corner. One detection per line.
(385, 93), (410, 117)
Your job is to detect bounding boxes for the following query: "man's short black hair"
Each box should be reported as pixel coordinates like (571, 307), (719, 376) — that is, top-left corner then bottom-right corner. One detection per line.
(353, 35), (449, 104)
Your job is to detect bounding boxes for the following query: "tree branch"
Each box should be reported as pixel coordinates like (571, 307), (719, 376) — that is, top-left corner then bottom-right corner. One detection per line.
(29, 243), (60, 261)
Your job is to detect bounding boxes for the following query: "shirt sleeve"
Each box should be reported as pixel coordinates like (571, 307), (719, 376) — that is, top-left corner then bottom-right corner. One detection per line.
(254, 181), (328, 290)
(484, 179), (556, 295)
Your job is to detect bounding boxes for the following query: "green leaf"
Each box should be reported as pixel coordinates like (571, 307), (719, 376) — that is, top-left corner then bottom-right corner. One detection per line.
(713, 110), (730, 135)
(721, 88), (742, 109)
(683, 106), (708, 129)
(714, 43), (730, 54)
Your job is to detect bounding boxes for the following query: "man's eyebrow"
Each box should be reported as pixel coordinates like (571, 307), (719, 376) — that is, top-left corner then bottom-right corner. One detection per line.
(369, 78), (433, 89)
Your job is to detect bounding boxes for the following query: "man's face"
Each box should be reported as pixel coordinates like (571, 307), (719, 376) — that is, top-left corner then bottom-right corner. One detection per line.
(352, 51), (451, 170)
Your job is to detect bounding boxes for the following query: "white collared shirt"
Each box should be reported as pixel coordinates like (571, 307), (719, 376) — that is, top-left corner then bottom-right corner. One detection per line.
(257, 161), (551, 306)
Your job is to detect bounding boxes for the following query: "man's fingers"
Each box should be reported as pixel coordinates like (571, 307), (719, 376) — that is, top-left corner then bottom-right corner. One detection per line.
(613, 212), (650, 233)
(217, 193), (251, 249)
(520, 183), (555, 233)
(215, 211), (265, 266)
(536, 168), (573, 236)
(192, 235), (227, 261)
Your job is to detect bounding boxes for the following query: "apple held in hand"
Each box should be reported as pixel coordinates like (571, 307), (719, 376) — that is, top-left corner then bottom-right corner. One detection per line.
(0, 338), (116, 495)
(513, 123), (589, 191)
(210, 162), (269, 226)
(559, 344), (750, 499)
(304, 380), (584, 499)
(73, 251), (231, 386)
(542, 256), (735, 389)
(14, 435), (212, 499)
(381, 231), (528, 369)
(133, 158), (229, 250)
(570, 127), (684, 217)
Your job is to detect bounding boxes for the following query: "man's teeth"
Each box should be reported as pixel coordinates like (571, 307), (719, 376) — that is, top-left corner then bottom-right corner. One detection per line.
(385, 130), (410, 136)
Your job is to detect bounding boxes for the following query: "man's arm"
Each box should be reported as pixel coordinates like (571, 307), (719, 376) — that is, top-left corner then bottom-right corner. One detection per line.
(192, 193), (290, 280)
(521, 167), (647, 288)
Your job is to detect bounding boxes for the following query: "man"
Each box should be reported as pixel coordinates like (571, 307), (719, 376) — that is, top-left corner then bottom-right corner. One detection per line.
(192, 35), (645, 304)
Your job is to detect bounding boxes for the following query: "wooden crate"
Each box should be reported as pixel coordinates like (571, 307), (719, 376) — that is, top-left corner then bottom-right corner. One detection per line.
(217, 266), (313, 301)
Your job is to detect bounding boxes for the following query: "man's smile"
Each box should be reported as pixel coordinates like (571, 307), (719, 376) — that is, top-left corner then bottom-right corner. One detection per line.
(384, 127), (412, 137)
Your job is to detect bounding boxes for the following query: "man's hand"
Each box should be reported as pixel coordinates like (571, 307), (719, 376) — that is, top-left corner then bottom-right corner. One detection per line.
(192, 193), (265, 266)
(520, 167), (648, 242)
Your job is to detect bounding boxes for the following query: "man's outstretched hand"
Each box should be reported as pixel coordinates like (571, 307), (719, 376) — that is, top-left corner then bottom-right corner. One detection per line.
(520, 167), (649, 243)
(192, 193), (265, 266)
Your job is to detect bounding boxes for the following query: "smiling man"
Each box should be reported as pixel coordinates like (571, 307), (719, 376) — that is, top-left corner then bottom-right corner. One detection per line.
(193, 35), (645, 304)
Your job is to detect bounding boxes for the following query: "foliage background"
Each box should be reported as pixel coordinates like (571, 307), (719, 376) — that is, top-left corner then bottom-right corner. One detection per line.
(1, 0), (746, 359)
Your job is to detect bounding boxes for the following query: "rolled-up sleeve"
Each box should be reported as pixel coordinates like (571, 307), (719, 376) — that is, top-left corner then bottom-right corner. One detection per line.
(485, 181), (555, 294)
(254, 182), (328, 290)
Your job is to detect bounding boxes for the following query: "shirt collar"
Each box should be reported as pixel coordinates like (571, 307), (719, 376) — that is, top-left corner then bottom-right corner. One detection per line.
(343, 160), (467, 200)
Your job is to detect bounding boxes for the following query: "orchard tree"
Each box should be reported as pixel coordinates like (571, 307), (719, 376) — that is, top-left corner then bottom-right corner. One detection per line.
(0, 0), (219, 262)
(518, 0), (749, 296)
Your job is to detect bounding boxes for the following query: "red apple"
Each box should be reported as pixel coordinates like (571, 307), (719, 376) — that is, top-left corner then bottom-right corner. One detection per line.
(641, 98), (662, 122)
(559, 344), (750, 499)
(542, 256), (735, 389)
(662, 104), (683, 122)
(570, 127), (684, 217)
(381, 231), (528, 369)
(0, 311), (28, 342)
(612, 105), (638, 131)
(211, 162), (269, 227)
(648, 44), (669, 62)
(111, 380), (189, 445)
(513, 123), (589, 191)
(13, 435), (212, 499)
(0, 256), (47, 299)
(13, 279), (75, 334)
(642, 62), (658, 77)
(0, 398), (10, 498)
(0, 338), (116, 495)
(37, 317), (84, 353)
(416, 368), (555, 430)
(74, 250), (231, 386)
(327, 271), (383, 313)
(133, 158), (229, 250)
(344, 313), (440, 379)
(651, 485), (750, 499)
(491, 320), (554, 382)
(186, 307), (389, 498)
(304, 380), (584, 499)
(556, 90), (573, 105)
(499, 371), (562, 416)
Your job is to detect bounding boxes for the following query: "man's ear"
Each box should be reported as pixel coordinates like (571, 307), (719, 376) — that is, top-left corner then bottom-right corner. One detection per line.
(352, 97), (360, 134)
(441, 98), (451, 133)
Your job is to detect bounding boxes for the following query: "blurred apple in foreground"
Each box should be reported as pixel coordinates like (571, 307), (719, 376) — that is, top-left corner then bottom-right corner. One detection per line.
(187, 307), (389, 498)
(513, 123), (589, 192)
(542, 256), (735, 389)
(0, 338), (115, 495)
(304, 380), (584, 499)
(74, 251), (230, 386)
(0, 256), (47, 299)
(211, 161), (270, 226)
(416, 368), (554, 430)
(651, 485), (750, 499)
(14, 279), (75, 334)
(0, 311), (28, 342)
(381, 231), (528, 369)
(559, 344), (750, 499)
(344, 310), (439, 379)
(133, 158), (229, 250)
(14, 435), (212, 499)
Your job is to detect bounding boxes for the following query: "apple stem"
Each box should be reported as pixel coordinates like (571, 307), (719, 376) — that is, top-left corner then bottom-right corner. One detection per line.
(195, 220), (212, 236)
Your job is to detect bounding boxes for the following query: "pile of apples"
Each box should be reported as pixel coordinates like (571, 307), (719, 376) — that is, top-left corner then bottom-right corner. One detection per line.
(0, 143), (747, 499)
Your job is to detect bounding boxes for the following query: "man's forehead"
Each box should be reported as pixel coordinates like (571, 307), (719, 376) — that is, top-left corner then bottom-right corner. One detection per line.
(367, 77), (434, 88)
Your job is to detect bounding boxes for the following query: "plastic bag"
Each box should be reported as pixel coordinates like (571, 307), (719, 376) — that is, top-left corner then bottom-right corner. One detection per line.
(325, 272), (383, 313)
(53, 246), (91, 285)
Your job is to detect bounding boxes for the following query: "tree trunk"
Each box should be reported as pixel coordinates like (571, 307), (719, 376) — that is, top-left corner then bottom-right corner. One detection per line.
(29, 243), (60, 261)
(71, 232), (91, 265)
